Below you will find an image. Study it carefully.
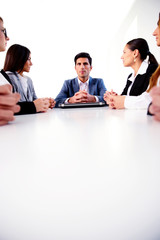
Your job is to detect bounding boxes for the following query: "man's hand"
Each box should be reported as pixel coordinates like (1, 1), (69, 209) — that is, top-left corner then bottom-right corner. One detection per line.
(68, 90), (96, 103)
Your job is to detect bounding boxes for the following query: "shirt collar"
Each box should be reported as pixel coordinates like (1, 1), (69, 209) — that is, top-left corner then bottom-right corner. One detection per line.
(137, 60), (149, 75)
(78, 77), (89, 86)
(129, 60), (149, 81)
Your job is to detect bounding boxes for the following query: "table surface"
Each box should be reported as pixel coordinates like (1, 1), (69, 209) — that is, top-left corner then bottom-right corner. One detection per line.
(0, 107), (160, 240)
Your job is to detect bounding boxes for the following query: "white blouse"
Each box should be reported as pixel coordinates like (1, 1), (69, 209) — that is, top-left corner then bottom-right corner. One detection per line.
(124, 76), (160, 109)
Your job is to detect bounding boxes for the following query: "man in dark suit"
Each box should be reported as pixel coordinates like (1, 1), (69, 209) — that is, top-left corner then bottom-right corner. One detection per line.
(55, 52), (107, 107)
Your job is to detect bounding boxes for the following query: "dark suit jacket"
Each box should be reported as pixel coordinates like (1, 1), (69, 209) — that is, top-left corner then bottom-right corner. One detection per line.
(55, 77), (107, 107)
(121, 63), (158, 96)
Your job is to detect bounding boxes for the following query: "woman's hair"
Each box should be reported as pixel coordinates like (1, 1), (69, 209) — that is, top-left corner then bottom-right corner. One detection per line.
(147, 66), (160, 92)
(3, 44), (30, 73)
(158, 12), (160, 27)
(127, 38), (158, 65)
(147, 13), (160, 92)
(0, 17), (3, 22)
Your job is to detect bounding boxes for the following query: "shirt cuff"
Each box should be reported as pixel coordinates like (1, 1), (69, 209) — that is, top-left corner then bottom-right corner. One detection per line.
(124, 93), (152, 109)
(64, 98), (70, 104)
(95, 96), (99, 102)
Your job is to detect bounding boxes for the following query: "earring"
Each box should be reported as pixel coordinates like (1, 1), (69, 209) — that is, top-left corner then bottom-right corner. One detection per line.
(134, 57), (136, 63)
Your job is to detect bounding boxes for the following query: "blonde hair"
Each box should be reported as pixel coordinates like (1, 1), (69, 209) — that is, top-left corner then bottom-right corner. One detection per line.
(147, 65), (160, 92)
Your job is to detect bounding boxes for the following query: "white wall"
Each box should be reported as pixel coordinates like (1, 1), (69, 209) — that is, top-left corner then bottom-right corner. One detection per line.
(1, 0), (160, 97)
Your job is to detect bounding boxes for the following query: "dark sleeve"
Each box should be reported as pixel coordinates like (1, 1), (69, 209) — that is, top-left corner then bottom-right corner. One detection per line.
(15, 102), (36, 115)
(147, 102), (153, 116)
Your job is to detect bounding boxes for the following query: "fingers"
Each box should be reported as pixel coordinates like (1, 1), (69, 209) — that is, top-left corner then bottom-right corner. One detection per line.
(0, 109), (15, 123)
(0, 92), (20, 107)
(13, 104), (21, 113)
(150, 86), (160, 107)
(111, 89), (118, 96)
(41, 98), (50, 111)
(149, 87), (160, 121)
(43, 97), (56, 108)
(150, 96), (160, 108)
(0, 120), (11, 126)
(0, 85), (20, 125)
(104, 91), (110, 98)
(14, 92), (21, 102)
(50, 101), (56, 108)
(108, 98), (116, 109)
(104, 91), (114, 104)
(0, 104), (20, 112)
(153, 114), (160, 121)
(0, 84), (12, 95)
(104, 90), (118, 98)
(150, 103), (160, 122)
(74, 91), (88, 102)
(104, 93), (114, 105)
(150, 86), (160, 96)
(34, 98), (50, 112)
(104, 95), (125, 109)
(149, 102), (160, 117)
(49, 98), (56, 108)
(75, 90), (87, 97)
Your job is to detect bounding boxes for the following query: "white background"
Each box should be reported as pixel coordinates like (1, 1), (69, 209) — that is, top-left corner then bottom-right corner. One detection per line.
(0, 0), (160, 98)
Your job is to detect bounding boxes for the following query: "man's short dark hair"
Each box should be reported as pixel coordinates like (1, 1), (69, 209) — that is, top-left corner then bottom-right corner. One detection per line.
(74, 52), (92, 66)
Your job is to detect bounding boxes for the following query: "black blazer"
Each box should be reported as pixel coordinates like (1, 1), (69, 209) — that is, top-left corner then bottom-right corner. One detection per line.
(121, 63), (158, 96)
(0, 70), (36, 115)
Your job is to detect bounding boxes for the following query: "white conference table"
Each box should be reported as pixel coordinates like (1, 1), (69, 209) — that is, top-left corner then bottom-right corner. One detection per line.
(0, 106), (160, 240)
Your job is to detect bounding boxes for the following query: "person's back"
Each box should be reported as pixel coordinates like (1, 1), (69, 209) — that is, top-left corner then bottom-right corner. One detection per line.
(0, 16), (20, 125)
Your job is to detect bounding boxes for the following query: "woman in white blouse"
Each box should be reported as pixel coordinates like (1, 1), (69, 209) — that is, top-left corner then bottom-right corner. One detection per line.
(103, 38), (158, 109)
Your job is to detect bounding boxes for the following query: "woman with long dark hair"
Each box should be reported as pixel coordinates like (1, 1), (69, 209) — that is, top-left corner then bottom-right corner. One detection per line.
(2, 44), (55, 113)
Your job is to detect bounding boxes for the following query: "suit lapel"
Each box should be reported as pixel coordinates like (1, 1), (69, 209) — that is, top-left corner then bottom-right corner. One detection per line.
(126, 80), (132, 91)
(73, 78), (80, 93)
(88, 77), (93, 94)
(130, 74), (145, 95)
